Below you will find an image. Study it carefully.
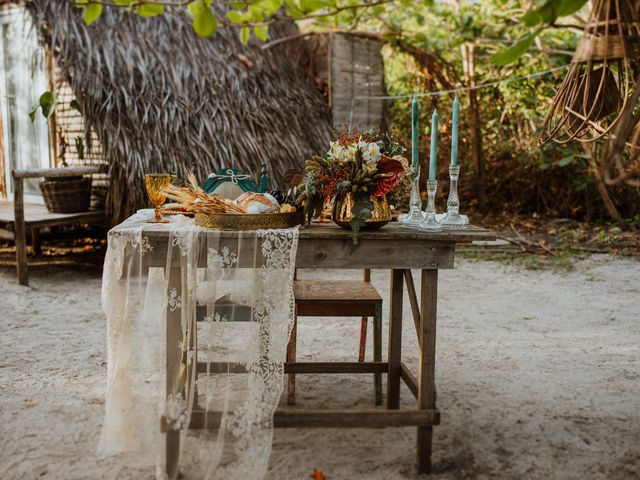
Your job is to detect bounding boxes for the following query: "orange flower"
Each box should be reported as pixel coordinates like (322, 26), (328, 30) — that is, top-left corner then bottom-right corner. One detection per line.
(310, 470), (326, 480)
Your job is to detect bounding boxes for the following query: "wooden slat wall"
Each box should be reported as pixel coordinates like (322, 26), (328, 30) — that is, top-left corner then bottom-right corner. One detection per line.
(51, 63), (108, 208)
(330, 34), (385, 132)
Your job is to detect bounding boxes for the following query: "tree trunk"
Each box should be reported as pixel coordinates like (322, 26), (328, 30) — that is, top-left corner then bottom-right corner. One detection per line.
(583, 142), (626, 227)
(461, 43), (487, 211)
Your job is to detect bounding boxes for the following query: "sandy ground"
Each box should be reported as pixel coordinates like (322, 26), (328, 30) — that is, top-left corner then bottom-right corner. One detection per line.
(1, 254), (639, 480)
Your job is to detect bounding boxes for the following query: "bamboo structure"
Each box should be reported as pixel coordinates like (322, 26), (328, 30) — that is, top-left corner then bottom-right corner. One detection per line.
(540, 0), (640, 145)
(27, 1), (333, 224)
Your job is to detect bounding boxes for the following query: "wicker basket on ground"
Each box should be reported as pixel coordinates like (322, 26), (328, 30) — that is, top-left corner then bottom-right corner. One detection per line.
(40, 176), (92, 213)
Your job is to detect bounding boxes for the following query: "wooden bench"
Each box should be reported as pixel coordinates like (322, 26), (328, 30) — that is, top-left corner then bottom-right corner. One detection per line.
(0, 167), (105, 286)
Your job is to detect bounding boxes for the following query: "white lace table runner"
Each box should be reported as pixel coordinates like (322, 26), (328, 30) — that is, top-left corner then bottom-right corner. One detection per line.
(99, 210), (299, 479)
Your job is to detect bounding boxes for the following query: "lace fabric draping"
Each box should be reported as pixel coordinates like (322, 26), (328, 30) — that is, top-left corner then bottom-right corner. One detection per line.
(99, 210), (299, 479)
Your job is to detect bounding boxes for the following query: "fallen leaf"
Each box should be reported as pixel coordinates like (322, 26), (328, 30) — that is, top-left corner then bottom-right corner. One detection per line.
(310, 470), (326, 480)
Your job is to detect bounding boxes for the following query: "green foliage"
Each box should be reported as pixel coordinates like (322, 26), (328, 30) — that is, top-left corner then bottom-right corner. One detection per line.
(349, 196), (373, 244)
(188, 0), (217, 37)
(29, 91), (57, 122)
(492, 0), (588, 65)
(82, 2), (103, 25)
(490, 30), (541, 66)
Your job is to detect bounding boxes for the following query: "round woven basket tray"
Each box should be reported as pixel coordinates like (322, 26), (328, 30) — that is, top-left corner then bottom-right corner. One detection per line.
(194, 211), (303, 230)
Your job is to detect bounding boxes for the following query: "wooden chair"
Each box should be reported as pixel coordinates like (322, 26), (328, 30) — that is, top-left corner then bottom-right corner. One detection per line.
(287, 269), (383, 405)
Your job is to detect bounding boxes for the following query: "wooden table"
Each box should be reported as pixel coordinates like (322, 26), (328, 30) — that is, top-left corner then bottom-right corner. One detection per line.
(141, 221), (494, 476)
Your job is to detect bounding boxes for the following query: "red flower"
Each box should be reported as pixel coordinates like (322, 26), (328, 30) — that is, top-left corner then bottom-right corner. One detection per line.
(374, 155), (405, 196)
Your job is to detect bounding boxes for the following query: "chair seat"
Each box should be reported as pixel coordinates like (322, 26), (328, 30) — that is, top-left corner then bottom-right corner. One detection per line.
(294, 280), (382, 317)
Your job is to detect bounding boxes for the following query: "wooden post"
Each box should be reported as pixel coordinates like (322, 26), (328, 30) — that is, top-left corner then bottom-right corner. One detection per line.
(165, 268), (183, 480)
(287, 314), (297, 405)
(373, 302), (383, 405)
(12, 174), (28, 286)
(417, 269), (438, 473)
(387, 269), (403, 409)
(403, 269), (421, 341)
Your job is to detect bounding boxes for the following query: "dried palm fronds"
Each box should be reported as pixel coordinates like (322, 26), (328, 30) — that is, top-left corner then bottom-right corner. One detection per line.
(164, 173), (246, 214)
(27, 1), (333, 225)
(540, 0), (640, 144)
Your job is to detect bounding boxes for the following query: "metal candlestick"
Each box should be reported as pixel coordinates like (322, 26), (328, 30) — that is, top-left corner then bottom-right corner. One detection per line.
(399, 169), (425, 226)
(440, 165), (469, 228)
(418, 179), (442, 231)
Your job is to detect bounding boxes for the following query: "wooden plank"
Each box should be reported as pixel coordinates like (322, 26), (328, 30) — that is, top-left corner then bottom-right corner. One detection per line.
(403, 269), (421, 341)
(0, 202), (104, 227)
(186, 408), (440, 430)
(387, 269), (403, 409)
(294, 238), (454, 270)
(12, 176), (28, 286)
(197, 361), (389, 374)
(401, 362), (418, 399)
(12, 166), (99, 179)
(417, 269), (438, 473)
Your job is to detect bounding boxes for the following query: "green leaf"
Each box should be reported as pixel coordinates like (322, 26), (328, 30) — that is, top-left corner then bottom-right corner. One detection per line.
(28, 107), (37, 123)
(83, 3), (103, 25)
(138, 4), (165, 16)
(39, 91), (56, 118)
(69, 99), (81, 112)
(556, 0), (588, 17)
(189, 0), (217, 37)
(558, 156), (574, 166)
(240, 26), (250, 45)
(226, 10), (245, 23)
(254, 24), (269, 41)
(490, 31), (539, 66)
(348, 196), (373, 245)
(299, 0), (329, 13)
(520, 10), (542, 27)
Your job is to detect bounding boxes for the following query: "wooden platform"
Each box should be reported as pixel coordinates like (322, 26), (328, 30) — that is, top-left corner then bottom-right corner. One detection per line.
(5, 166), (105, 285)
(0, 201), (104, 232)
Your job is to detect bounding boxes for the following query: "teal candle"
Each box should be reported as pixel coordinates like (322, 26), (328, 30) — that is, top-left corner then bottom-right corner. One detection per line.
(451, 96), (459, 167)
(428, 109), (438, 181)
(411, 96), (419, 173)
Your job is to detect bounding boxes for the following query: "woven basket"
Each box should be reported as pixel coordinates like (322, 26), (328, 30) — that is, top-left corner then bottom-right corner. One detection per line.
(40, 176), (92, 213)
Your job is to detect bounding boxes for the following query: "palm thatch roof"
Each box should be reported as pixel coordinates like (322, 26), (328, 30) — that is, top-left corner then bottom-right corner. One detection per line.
(28, 1), (333, 224)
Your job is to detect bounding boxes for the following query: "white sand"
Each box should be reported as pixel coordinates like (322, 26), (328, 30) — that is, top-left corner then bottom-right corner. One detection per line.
(1, 255), (639, 480)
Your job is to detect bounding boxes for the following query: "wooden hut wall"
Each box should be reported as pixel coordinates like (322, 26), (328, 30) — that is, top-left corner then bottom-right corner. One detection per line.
(48, 61), (108, 209)
(330, 34), (385, 132)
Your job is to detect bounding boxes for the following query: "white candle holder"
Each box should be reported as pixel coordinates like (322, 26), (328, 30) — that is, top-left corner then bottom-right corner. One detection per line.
(418, 179), (442, 231)
(399, 169), (425, 226)
(440, 165), (469, 229)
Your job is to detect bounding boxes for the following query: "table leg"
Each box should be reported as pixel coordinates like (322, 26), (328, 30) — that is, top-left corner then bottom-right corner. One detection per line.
(387, 269), (403, 409)
(165, 268), (183, 480)
(417, 269), (438, 473)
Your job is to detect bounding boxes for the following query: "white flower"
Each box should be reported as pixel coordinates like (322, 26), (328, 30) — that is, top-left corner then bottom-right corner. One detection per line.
(329, 141), (345, 161)
(345, 143), (358, 162)
(363, 142), (381, 166)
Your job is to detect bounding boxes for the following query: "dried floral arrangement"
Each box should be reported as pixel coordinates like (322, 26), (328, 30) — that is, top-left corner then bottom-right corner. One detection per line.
(298, 129), (407, 239)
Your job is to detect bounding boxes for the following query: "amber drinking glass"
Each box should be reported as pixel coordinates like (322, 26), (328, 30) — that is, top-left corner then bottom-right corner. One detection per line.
(145, 173), (171, 223)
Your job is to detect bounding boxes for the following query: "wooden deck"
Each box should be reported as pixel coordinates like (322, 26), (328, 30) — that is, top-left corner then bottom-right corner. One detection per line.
(0, 201), (104, 232)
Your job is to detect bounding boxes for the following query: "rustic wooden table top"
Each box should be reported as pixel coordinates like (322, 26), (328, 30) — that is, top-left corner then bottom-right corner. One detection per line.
(132, 219), (495, 270)
(298, 222), (495, 243)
